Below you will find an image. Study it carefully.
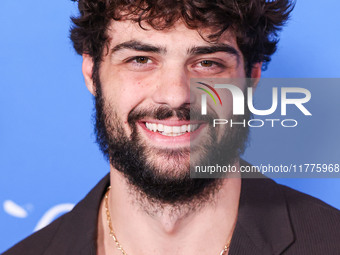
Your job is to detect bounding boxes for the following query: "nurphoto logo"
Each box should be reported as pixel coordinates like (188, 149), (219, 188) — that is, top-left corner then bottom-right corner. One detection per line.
(196, 80), (312, 128)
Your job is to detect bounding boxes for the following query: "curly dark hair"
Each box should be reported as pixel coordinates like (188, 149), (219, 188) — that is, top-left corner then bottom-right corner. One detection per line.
(70, 0), (294, 74)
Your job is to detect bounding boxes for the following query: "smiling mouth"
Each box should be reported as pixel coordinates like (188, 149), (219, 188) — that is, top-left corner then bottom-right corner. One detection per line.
(144, 122), (200, 136)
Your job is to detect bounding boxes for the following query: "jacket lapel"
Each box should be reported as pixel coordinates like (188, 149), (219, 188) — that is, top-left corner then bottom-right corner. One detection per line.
(229, 175), (295, 254)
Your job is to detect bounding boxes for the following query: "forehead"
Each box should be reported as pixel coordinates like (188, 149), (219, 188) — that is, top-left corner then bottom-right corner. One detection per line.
(106, 20), (239, 51)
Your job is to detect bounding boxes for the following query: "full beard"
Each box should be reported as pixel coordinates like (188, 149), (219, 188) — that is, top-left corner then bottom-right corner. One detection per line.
(93, 76), (250, 214)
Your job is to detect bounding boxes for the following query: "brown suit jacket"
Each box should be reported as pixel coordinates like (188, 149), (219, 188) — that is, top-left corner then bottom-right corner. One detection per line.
(3, 167), (340, 254)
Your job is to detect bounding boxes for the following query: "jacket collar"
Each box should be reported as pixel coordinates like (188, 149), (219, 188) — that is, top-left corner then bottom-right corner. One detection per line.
(44, 174), (110, 254)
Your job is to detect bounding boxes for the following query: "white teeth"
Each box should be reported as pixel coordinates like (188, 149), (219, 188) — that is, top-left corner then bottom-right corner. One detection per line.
(158, 124), (164, 131)
(145, 122), (200, 136)
(173, 126), (181, 133)
(192, 124), (199, 131)
(164, 125), (172, 133)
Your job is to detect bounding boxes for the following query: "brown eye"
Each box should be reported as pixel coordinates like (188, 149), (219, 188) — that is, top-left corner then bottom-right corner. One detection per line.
(135, 57), (149, 64)
(201, 60), (213, 67)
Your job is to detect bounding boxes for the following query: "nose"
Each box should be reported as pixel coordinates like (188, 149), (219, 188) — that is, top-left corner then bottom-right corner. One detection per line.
(151, 67), (194, 109)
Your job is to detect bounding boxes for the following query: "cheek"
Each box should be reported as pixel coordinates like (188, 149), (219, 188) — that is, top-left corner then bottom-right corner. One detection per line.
(100, 67), (155, 119)
(213, 91), (233, 119)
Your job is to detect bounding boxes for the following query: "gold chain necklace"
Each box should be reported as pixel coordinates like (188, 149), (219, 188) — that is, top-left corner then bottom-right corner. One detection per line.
(104, 186), (231, 255)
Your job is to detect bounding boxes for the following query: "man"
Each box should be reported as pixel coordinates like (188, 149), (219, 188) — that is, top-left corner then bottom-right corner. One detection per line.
(4, 0), (340, 254)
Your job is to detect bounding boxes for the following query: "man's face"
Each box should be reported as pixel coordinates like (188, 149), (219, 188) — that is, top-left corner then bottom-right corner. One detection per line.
(84, 20), (254, 205)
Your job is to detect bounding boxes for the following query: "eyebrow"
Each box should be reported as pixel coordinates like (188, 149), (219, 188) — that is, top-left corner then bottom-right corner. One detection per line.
(110, 40), (240, 63)
(111, 40), (167, 55)
(188, 44), (240, 62)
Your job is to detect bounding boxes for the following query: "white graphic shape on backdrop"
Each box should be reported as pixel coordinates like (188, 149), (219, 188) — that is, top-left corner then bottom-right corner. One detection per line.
(3, 200), (28, 218)
(34, 203), (74, 231)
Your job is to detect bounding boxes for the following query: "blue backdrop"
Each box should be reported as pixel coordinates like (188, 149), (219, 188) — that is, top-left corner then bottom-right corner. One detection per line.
(1, 0), (339, 252)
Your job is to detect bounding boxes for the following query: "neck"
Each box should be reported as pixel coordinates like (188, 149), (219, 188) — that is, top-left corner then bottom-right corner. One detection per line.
(97, 162), (241, 255)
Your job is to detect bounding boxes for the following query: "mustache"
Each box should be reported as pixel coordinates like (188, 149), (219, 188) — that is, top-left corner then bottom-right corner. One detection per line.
(127, 105), (218, 124)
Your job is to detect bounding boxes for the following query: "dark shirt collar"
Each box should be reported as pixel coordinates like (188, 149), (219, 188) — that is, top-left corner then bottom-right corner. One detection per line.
(44, 174), (109, 254)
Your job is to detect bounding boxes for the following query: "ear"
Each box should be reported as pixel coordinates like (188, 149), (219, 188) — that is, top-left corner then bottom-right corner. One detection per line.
(82, 54), (96, 96)
(250, 62), (262, 90)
